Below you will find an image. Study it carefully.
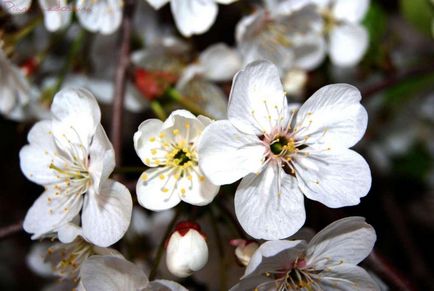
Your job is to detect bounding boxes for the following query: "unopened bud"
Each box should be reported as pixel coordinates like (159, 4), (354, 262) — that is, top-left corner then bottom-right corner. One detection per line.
(230, 239), (259, 266)
(165, 221), (208, 278)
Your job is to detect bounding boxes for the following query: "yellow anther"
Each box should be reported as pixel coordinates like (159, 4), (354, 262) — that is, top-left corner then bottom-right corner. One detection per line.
(172, 129), (180, 135)
(142, 173), (148, 181)
(151, 149), (157, 155)
(159, 174), (165, 180)
(149, 137), (156, 142)
(162, 188), (169, 193)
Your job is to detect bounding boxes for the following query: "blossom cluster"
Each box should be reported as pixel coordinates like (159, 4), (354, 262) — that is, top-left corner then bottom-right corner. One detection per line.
(1, 0), (407, 290)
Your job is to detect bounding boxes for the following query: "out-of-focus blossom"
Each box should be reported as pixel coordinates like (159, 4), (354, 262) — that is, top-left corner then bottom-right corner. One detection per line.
(20, 88), (132, 247)
(0, 46), (35, 121)
(79, 255), (188, 290)
(199, 61), (371, 239)
(230, 239), (259, 267)
(230, 217), (379, 291)
(146, 0), (238, 37)
(311, 0), (370, 67)
(166, 221), (208, 278)
(2, 0), (121, 34)
(283, 68), (308, 97)
(236, 0), (325, 74)
(27, 236), (122, 281)
(134, 110), (219, 211)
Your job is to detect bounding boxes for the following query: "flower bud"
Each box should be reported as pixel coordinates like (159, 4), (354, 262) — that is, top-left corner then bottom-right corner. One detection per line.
(165, 221), (208, 278)
(230, 239), (259, 267)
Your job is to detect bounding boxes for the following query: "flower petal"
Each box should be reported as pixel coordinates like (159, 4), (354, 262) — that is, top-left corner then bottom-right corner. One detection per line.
(198, 120), (265, 185)
(235, 163), (306, 240)
(228, 61), (288, 135)
(88, 124), (115, 192)
(136, 168), (182, 211)
(294, 149), (371, 208)
(1, 0), (31, 14)
(80, 256), (148, 291)
(161, 109), (207, 145)
(81, 179), (133, 247)
(19, 120), (61, 185)
(178, 166), (219, 206)
(199, 43), (242, 82)
(57, 222), (83, 243)
(306, 217), (376, 267)
(149, 279), (188, 291)
(38, 0), (72, 31)
(170, 0), (218, 37)
(295, 83), (367, 148)
(329, 24), (368, 67)
(51, 88), (101, 153)
(317, 264), (380, 290)
(332, 0), (370, 23)
(134, 118), (165, 167)
(23, 187), (83, 239)
(146, 0), (170, 9)
(76, 0), (122, 34)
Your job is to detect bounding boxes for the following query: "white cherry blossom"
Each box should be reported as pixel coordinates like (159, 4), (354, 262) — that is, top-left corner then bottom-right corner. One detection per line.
(20, 88), (132, 247)
(198, 61), (371, 240)
(146, 0), (238, 37)
(79, 255), (188, 291)
(134, 110), (219, 211)
(230, 217), (380, 291)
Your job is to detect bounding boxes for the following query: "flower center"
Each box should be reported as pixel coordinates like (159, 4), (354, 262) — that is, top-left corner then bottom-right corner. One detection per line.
(166, 143), (196, 170)
(270, 136), (297, 155)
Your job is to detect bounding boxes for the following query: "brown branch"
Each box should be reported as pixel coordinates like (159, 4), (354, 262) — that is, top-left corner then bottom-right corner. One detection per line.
(361, 63), (434, 99)
(367, 250), (416, 291)
(0, 221), (23, 239)
(111, 0), (136, 166)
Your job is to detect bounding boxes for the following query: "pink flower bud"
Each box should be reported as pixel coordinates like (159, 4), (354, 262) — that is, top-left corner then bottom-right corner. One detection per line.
(230, 239), (259, 267)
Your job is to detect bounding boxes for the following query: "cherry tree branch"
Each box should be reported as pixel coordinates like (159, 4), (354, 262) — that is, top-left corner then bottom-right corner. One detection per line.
(0, 220), (23, 239)
(111, 0), (136, 165)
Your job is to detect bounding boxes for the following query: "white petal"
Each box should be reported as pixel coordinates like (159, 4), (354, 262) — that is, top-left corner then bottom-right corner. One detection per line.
(19, 120), (61, 185)
(136, 168), (182, 211)
(295, 83), (367, 148)
(80, 256), (148, 291)
(244, 239), (307, 278)
(88, 124), (115, 192)
(149, 280), (188, 291)
(23, 187), (83, 239)
(81, 179), (133, 247)
(38, 0), (72, 31)
(228, 61), (288, 135)
(170, 0), (218, 37)
(133, 118), (164, 167)
(146, 0), (169, 9)
(317, 264), (380, 291)
(1, 0), (31, 13)
(329, 24), (368, 67)
(293, 34), (327, 71)
(77, 0), (122, 34)
(57, 222), (82, 243)
(26, 243), (55, 277)
(198, 120), (265, 185)
(332, 0), (370, 23)
(178, 166), (219, 206)
(294, 149), (371, 208)
(199, 43), (242, 82)
(215, 0), (237, 4)
(235, 163), (306, 240)
(306, 217), (376, 267)
(51, 88), (101, 152)
(161, 109), (206, 145)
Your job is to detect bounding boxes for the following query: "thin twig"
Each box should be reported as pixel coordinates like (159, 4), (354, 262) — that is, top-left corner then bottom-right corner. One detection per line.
(361, 63), (434, 99)
(111, 0), (136, 165)
(0, 221), (23, 239)
(367, 250), (416, 291)
(149, 208), (181, 280)
(209, 206), (226, 291)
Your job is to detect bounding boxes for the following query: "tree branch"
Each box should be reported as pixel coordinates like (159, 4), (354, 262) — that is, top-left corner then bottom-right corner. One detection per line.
(0, 221), (23, 239)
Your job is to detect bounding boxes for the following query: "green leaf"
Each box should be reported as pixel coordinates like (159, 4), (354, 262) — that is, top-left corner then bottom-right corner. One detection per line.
(400, 0), (434, 36)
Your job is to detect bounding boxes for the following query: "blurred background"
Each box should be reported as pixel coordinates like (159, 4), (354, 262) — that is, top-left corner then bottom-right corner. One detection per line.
(1, 0), (434, 290)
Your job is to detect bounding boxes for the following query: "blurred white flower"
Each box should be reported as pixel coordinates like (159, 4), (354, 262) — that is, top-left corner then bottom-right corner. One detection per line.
(199, 61), (371, 240)
(27, 236), (122, 281)
(79, 255), (188, 290)
(0, 46), (35, 121)
(20, 88), (132, 247)
(230, 217), (379, 291)
(2, 0), (121, 34)
(236, 0), (326, 74)
(283, 68), (308, 97)
(166, 221), (208, 278)
(230, 239), (260, 267)
(312, 0), (370, 67)
(134, 109), (219, 211)
(146, 0), (238, 37)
